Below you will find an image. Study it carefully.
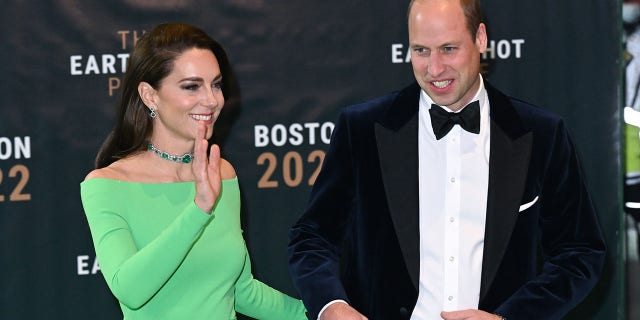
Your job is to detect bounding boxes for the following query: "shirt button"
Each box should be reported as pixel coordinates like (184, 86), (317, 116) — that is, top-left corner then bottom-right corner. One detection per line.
(448, 296), (453, 301)
(449, 256), (455, 262)
(449, 217), (455, 222)
(450, 177), (455, 183)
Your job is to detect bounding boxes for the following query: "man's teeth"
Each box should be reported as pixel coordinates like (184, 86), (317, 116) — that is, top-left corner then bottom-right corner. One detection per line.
(432, 80), (451, 88)
(191, 114), (212, 121)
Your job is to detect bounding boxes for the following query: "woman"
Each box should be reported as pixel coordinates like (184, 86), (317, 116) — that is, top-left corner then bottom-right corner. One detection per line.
(80, 23), (307, 319)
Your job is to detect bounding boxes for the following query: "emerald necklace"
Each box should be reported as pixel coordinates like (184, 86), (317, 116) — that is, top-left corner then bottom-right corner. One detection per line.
(147, 143), (194, 164)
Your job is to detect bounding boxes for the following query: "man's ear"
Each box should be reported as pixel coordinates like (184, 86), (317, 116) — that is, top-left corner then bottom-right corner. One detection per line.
(476, 23), (488, 54)
(138, 82), (157, 109)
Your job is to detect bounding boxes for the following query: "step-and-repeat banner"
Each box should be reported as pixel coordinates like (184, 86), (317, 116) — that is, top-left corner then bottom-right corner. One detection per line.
(0, 1), (622, 319)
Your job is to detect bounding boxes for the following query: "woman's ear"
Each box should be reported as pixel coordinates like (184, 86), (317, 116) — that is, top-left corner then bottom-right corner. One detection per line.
(138, 82), (157, 109)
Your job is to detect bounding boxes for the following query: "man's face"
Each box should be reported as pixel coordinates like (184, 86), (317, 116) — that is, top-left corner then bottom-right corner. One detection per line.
(409, 0), (487, 111)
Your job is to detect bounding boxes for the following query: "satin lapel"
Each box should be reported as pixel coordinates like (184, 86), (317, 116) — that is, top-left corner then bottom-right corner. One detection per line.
(374, 84), (421, 290)
(479, 84), (533, 302)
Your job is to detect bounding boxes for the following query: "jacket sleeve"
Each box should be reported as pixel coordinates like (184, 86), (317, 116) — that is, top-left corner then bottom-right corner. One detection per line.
(288, 110), (356, 319)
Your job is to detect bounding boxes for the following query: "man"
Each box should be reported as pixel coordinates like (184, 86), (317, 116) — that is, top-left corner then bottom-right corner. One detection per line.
(288, 0), (606, 319)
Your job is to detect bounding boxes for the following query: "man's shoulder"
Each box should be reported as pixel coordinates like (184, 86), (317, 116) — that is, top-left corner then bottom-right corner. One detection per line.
(510, 97), (565, 131)
(486, 82), (562, 124)
(341, 82), (420, 117)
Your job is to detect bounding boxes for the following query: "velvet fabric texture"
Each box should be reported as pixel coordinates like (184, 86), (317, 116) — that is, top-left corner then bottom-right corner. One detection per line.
(288, 81), (606, 320)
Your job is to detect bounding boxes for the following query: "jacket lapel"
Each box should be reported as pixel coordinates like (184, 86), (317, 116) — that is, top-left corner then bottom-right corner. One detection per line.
(479, 83), (533, 301)
(372, 82), (533, 296)
(375, 83), (421, 290)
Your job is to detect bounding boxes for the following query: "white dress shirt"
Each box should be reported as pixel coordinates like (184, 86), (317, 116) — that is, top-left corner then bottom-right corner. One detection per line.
(411, 76), (491, 319)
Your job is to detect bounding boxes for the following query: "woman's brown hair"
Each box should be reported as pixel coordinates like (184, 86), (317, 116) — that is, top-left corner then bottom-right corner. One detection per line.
(95, 22), (232, 168)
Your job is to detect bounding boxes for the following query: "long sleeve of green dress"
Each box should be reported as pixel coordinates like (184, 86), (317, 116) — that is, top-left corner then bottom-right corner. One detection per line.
(80, 177), (306, 320)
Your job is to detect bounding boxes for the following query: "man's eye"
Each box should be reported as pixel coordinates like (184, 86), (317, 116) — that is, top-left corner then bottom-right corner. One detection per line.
(414, 48), (429, 55)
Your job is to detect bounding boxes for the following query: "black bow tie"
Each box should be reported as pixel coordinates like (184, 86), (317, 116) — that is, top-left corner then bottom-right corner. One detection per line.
(429, 101), (480, 140)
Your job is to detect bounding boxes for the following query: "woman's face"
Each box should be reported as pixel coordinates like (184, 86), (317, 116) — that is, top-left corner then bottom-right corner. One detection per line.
(148, 48), (224, 143)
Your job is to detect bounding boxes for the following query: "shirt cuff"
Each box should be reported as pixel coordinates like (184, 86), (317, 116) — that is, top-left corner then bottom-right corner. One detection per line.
(317, 300), (349, 320)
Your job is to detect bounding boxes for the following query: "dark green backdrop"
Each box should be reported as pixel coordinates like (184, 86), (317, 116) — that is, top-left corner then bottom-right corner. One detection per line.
(0, 0), (623, 319)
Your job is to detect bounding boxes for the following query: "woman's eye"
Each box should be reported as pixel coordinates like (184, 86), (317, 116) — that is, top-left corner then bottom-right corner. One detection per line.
(183, 84), (199, 90)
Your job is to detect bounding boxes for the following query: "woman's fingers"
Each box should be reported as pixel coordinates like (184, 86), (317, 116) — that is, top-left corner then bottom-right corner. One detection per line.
(192, 122), (208, 181)
(193, 121), (218, 213)
(208, 144), (222, 195)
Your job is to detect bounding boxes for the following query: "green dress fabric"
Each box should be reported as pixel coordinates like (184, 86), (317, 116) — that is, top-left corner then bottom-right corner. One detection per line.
(80, 177), (306, 320)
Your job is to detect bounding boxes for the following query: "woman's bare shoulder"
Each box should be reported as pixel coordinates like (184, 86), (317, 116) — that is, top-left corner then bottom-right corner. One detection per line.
(83, 159), (134, 181)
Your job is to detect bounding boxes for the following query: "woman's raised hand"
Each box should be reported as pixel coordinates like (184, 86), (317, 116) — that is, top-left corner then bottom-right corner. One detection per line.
(192, 121), (221, 214)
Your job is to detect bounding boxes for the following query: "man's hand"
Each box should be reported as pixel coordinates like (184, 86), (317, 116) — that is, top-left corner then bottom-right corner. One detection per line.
(441, 309), (502, 320)
(320, 302), (368, 320)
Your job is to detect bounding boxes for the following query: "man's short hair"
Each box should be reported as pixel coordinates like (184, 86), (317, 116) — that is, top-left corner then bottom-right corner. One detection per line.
(408, 0), (483, 40)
